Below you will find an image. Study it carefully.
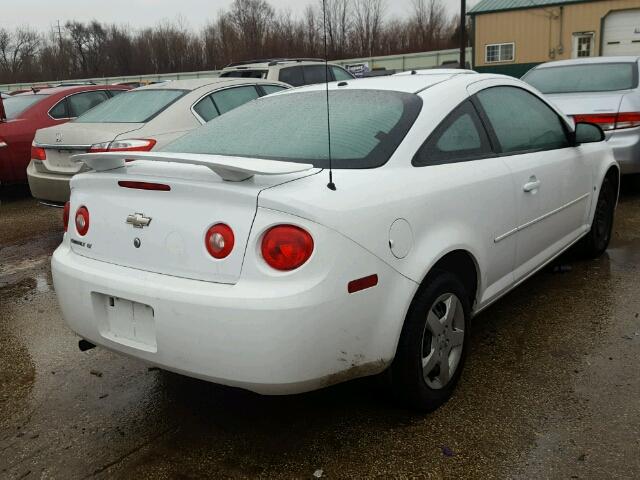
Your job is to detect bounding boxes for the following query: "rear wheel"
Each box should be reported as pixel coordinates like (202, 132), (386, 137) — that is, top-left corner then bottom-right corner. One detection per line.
(392, 271), (470, 411)
(580, 177), (616, 258)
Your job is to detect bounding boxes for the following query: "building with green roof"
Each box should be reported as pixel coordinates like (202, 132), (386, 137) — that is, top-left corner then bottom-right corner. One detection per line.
(468, 0), (640, 77)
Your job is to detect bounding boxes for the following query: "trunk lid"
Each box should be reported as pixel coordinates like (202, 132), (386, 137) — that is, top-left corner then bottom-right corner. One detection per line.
(545, 91), (626, 117)
(68, 156), (318, 284)
(35, 122), (144, 174)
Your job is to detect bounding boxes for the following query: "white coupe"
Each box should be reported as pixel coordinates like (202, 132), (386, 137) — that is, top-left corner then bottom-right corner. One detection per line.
(52, 72), (618, 411)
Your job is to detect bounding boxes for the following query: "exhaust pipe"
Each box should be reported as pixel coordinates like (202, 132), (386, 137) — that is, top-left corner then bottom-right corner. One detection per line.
(79, 339), (96, 352)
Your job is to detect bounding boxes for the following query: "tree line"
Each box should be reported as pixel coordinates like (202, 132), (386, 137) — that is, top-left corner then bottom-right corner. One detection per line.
(0, 0), (462, 84)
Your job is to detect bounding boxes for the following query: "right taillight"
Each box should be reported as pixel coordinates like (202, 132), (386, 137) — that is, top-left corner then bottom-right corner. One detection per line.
(63, 201), (70, 232)
(75, 206), (90, 236)
(573, 112), (640, 131)
(261, 225), (314, 271)
(31, 144), (46, 160)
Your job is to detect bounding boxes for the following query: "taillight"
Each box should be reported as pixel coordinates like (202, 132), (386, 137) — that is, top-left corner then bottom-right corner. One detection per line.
(205, 224), (234, 259)
(614, 112), (640, 129)
(573, 112), (640, 131)
(261, 225), (314, 271)
(88, 139), (156, 153)
(31, 144), (46, 160)
(63, 201), (70, 232)
(75, 206), (90, 236)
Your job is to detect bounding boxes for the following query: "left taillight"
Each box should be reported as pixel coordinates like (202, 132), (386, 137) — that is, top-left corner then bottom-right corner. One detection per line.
(75, 206), (90, 236)
(31, 144), (46, 160)
(88, 138), (156, 153)
(63, 201), (70, 232)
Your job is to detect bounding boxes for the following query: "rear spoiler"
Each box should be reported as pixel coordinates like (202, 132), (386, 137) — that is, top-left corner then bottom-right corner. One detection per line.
(71, 151), (314, 182)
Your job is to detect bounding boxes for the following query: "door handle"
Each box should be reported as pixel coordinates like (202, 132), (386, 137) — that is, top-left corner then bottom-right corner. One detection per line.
(523, 177), (541, 193)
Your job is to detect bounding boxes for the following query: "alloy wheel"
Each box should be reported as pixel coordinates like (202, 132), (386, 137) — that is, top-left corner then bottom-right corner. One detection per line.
(421, 293), (465, 390)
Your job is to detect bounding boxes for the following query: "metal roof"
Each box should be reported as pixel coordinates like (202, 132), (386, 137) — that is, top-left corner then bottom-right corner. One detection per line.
(468, 0), (595, 15)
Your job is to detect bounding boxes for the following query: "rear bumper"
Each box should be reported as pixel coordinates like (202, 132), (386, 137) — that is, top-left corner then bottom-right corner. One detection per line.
(52, 234), (416, 395)
(27, 160), (71, 203)
(608, 127), (640, 175)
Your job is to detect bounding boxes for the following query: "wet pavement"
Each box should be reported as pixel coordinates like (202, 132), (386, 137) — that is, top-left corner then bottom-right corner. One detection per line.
(1, 184), (639, 479)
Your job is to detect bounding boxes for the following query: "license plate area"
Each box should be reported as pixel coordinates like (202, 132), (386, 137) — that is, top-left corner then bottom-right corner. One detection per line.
(92, 293), (157, 352)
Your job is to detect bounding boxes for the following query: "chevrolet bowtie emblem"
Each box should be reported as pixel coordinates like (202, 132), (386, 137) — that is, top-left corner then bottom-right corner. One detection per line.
(126, 213), (152, 229)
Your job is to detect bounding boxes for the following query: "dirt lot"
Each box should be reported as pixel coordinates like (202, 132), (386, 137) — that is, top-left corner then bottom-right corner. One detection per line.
(1, 184), (639, 479)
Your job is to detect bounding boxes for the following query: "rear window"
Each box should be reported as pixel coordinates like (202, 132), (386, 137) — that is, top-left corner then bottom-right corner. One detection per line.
(523, 63), (638, 94)
(2, 94), (47, 119)
(73, 89), (186, 123)
(164, 90), (422, 169)
(220, 70), (268, 79)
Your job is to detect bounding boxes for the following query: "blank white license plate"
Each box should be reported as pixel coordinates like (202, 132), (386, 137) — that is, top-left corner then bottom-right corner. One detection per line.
(94, 294), (157, 352)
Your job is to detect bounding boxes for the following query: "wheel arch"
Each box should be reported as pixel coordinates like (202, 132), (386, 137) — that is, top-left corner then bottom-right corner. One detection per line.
(418, 249), (480, 309)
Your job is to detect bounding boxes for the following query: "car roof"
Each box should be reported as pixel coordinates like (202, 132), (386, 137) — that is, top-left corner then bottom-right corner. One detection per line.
(223, 60), (341, 70)
(533, 56), (640, 69)
(132, 77), (286, 92)
(289, 72), (480, 95)
(11, 84), (126, 97)
(394, 69), (477, 76)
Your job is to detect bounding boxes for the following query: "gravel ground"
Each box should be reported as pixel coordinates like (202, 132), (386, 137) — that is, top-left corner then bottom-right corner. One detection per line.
(1, 183), (639, 479)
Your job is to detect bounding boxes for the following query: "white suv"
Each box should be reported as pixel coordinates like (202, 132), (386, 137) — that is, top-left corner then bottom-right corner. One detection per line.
(219, 58), (355, 87)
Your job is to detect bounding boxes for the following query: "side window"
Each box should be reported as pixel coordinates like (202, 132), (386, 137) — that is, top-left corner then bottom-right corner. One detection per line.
(49, 99), (69, 119)
(210, 86), (260, 115)
(303, 65), (329, 85)
(193, 95), (219, 123)
(476, 86), (569, 154)
(414, 100), (493, 166)
(260, 84), (287, 96)
(67, 91), (110, 117)
(109, 89), (126, 97)
(278, 67), (305, 87)
(331, 66), (353, 81)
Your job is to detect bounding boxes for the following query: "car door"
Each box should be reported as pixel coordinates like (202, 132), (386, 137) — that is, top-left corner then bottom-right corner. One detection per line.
(472, 83), (593, 281)
(413, 99), (518, 305)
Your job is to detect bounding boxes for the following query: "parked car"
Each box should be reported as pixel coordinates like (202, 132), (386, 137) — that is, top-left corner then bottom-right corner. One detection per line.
(52, 72), (617, 411)
(0, 85), (128, 185)
(522, 56), (640, 175)
(219, 58), (354, 86)
(29, 78), (288, 203)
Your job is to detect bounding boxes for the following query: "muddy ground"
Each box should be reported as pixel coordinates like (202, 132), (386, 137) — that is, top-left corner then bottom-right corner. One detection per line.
(1, 184), (639, 479)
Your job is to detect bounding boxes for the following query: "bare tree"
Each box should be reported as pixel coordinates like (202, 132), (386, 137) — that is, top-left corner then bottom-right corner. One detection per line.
(229, 0), (275, 59)
(0, 27), (41, 80)
(0, 0), (460, 84)
(353, 0), (386, 57)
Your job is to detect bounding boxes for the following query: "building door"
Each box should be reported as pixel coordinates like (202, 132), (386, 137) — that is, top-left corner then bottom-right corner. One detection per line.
(572, 33), (594, 58)
(603, 9), (640, 56)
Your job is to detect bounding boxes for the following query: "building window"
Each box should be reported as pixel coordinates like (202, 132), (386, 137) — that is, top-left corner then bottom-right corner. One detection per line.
(573, 33), (594, 58)
(485, 43), (515, 63)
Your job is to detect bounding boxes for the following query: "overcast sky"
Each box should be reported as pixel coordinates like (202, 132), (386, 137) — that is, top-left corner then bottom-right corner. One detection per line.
(0, 0), (477, 32)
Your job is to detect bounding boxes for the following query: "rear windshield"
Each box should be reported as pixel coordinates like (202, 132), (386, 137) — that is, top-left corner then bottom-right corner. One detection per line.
(2, 94), (47, 119)
(220, 70), (268, 79)
(74, 89), (186, 123)
(523, 63), (638, 94)
(163, 90), (422, 169)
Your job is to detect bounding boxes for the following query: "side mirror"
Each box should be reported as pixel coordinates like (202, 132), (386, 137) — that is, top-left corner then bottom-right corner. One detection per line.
(574, 122), (605, 144)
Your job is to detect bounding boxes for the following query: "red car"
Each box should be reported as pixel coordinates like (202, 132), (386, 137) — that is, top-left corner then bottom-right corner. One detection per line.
(0, 85), (129, 184)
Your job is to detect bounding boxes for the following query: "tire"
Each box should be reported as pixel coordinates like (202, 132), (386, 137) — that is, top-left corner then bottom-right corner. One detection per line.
(392, 270), (470, 411)
(580, 177), (616, 259)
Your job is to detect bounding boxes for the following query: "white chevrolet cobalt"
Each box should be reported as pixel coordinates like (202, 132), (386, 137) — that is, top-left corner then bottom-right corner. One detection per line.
(52, 73), (618, 411)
